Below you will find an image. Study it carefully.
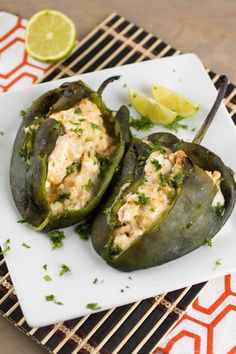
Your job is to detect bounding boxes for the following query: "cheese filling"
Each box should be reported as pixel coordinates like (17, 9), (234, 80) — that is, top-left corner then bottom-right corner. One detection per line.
(112, 149), (187, 252)
(111, 150), (225, 253)
(46, 98), (117, 215)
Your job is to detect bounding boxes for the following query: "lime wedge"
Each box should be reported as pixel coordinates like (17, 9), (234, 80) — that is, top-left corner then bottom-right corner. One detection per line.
(25, 9), (76, 63)
(151, 84), (200, 118)
(128, 89), (177, 125)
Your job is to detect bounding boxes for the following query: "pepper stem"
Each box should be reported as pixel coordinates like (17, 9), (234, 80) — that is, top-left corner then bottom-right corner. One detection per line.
(97, 76), (121, 96)
(192, 75), (228, 145)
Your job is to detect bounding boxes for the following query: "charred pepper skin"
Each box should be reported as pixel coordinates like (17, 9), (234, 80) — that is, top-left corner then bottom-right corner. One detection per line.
(91, 133), (235, 272)
(10, 80), (131, 231)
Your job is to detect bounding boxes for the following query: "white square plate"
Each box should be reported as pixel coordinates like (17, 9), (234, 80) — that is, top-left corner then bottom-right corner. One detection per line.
(0, 54), (235, 327)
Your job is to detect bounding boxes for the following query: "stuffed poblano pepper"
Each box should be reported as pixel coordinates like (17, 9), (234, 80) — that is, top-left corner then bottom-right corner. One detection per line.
(10, 77), (131, 231)
(91, 75), (236, 271)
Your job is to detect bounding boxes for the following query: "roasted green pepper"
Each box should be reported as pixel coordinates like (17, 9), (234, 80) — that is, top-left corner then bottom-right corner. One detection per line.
(10, 78), (131, 231)
(91, 75), (236, 271)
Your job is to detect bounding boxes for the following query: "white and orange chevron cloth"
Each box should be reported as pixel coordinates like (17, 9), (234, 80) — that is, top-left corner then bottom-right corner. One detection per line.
(1, 11), (236, 354)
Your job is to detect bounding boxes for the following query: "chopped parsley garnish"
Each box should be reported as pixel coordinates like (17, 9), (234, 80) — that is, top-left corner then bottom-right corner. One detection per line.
(123, 83), (128, 88)
(74, 107), (81, 114)
(48, 230), (65, 250)
(76, 223), (90, 240)
(128, 276), (133, 280)
(192, 127), (196, 132)
(150, 141), (166, 154)
(22, 243), (31, 249)
(215, 203), (225, 217)
(66, 164), (75, 175)
(120, 289), (124, 293)
(104, 189), (124, 228)
(86, 303), (102, 310)
(0, 131), (4, 136)
(98, 155), (109, 168)
(167, 190), (175, 200)
(59, 264), (71, 276)
(151, 159), (162, 171)
(174, 172), (185, 187)
(91, 123), (101, 130)
(18, 147), (28, 160)
(166, 116), (188, 132)
(135, 192), (149, 205)
(186, 221), (193, 229)
(54, 192), (70, 203)
(20, 110), (26, 119)
(43, 264), (48, 271)
(53, 122), (63, 130)
(138, 155), (146, 167)
(205, 238), (212, 247)
(0, 239), (11, 255)
(130, 116), (154, 131)
(17, 219), (26, 224)
(73, 127), (83, 136)
(45, 295), (63, 305)
(93, 278), (103, 284)
(85, 178), (94, 191)
(104, 210), (118, 229)
(106, 243), (122, 257)
(128, 103), (132, 107)
(213, 258), (222, 270)
(44, 275), (52, 282)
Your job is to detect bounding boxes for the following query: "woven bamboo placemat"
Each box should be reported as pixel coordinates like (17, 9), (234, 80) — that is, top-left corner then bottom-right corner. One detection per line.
(0, 12), (236, 354)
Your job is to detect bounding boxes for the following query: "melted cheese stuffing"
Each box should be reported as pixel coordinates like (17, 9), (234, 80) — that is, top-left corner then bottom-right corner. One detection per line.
(112, 149), (187, 252)
(46, 98), (117, 215)
(205, 170), (225, 207)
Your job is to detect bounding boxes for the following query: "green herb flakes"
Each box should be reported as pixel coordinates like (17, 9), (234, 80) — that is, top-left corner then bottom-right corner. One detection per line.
(85, 178), (94, 191)
(216, 203), (225, 217)
(0, 131), (4, 136)
(106, 243), (122, 257)
(54, 192), (70, 203)
(151, 159), (162, 171)
(66, 164), (75, 176)
(186, 221), (193, 229)
(0, 239), (11, 255)
(53, 122), (62, 130)
(22, 243), (31, 249)
(20, 110), (26, 119)
(150, 141), (166, 154)
(74, 107), (81, 114)
(130, 116), (154, 131)
(86, 303), (102, 310)
(48, 230), (65, 250)
(91, 123), (101, 130)
(44, 275), (52, 282)
(59, 264), (71, 276)
(135, 192), (149, 205)
(98, 155), (109, 168)
(166, 116), (188, 132)
(213, 258), (222, 270)
(17, 219), (26, 224)
(76, 223), (90, 240)
(205, 238), (212, 247)
(45, 295), (63, 305)
(174, 172), (185, 187)
(138, 155), (146, 167)
(43, 264), (48, 271)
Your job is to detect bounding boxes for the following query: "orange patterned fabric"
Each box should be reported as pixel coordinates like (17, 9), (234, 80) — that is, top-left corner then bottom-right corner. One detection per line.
(156, 274), (236, 353)
(1, 11), (236, 354)
(0, 12), (50, 92)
